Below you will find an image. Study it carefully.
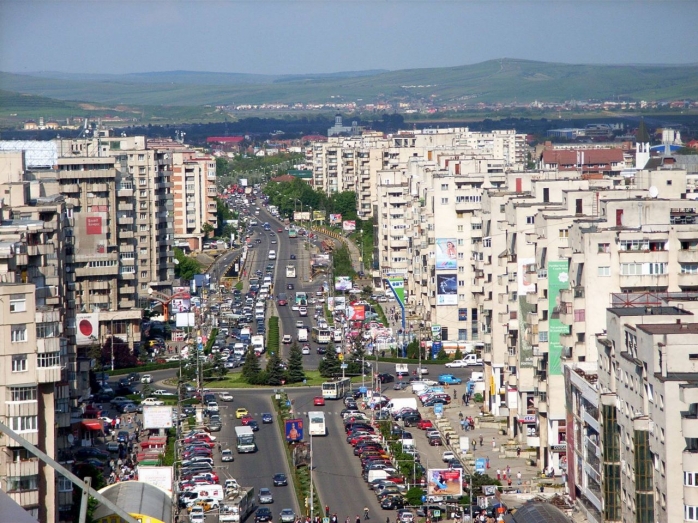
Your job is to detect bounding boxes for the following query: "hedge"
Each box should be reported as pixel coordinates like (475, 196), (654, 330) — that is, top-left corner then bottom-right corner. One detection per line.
(267, 316), (280, 355)
(107, 361), (181, 376)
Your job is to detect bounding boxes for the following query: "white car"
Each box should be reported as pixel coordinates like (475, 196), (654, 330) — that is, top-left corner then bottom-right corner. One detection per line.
(219, 392), (234, 402)
(140, 374), (153, 383)
(445, 360), (468, 368)
(442, 451), (455, 462)
(153, 389), (176, 396)
(221, 449), (234, 462)
(282, 335), (292, 344)
(301, 346), (311, 355)
(299, 307), (307, 317)
(141, 397), (164, 406)
(295, 321), (305, 328)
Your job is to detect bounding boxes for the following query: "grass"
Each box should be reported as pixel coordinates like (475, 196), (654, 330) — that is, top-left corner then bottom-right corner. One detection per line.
(235, 281), (243, 290)
(202, 369), (363, 388)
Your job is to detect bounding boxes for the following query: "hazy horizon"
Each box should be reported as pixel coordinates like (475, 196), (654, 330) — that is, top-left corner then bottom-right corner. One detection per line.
(1, 0), (697, 76)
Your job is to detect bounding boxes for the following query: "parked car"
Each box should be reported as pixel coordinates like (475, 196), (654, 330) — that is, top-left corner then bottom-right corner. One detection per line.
(219, 392), (234, 401)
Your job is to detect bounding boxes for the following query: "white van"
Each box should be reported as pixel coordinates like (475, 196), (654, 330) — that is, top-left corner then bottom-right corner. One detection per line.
(189, 484), (224, 501)
(297, 328), (308, 343)
(367, 469), (389, 484)
(268, 250), (276, 260)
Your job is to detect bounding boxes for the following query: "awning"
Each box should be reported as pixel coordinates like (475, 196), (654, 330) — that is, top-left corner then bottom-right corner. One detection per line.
(82, 420), (103, 431)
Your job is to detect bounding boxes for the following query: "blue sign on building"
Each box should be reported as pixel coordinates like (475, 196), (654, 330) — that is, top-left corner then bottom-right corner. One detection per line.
(475, 458), (487, 474)
(431, 341), (442, 360)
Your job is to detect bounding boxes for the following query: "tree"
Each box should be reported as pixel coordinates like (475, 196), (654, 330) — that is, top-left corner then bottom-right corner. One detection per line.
(405, 338), (421, 360)
(437, 348), (449, 361)
(318, 343), (341, 378)
(201, 222), (214, 236)
(210, 351), (228, 380)
(330, 191), (357, 221)
(101, 338), (137, 370)
(179, 351), (198, 382)
(242, 349), (262, 382)
(265, 352), (285, 386)
(453, 348), (463, 360)
(287, 342), (306, 383)
(174, 247), (202, 281)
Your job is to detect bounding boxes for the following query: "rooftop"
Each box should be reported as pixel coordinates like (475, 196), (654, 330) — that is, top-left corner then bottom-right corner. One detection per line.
(607, 306), (693, 317)
(637, 322), (698, 335)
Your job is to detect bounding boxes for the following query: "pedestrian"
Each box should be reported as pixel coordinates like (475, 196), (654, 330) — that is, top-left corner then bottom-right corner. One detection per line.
(472, 439), (477, 451)
(492, 437), (496, 450)
(516, 446), (521, 457)
(325, 505), (330, 517)
(507, 477), (512, 488)
(364, 507), (369, 520)
(496, 468), (501, 480)
(479, 434), (483, 447)
(115, 417), (121, 430)
(517, 471), (522, 485)
(461, 393), (466, 406)
(460, 419), (466, 432)
(486, 457), (490, 469)
(506, 465), (511, 478)
(356, 515), (361, 523)
(386, 518), (390, 523)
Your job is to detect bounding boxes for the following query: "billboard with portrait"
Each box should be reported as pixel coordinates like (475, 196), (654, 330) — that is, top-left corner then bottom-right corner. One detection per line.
(435, 238), (457, 271)
(426, 468), (463, 497)
(285, 419), (304, 442)
(436, 274), (457, 305)
(76, 313), (100, 346)
(346, 304), (365, 321)
(335, 276), (353, 291)
(329, 214), (342, 225)
(342, 220), (356, 232)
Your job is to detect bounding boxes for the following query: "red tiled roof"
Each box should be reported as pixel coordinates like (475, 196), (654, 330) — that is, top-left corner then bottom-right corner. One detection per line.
(542, 149), (623, 169)
(207, 136), (244, 143)
(271, 175), (296, 183)
(302, 135), (328, 142)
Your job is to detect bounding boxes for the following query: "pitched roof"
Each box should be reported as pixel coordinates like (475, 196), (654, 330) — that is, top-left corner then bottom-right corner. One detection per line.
(542, 148), (623, 169)
(636, 119), (651, 143)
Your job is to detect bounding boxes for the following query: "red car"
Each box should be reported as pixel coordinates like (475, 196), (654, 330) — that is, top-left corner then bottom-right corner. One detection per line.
(277, 228), (283, 233)
(417, 419), (434, 430)
(277, 298), (287, 306)
(241, 415), (255, 426)
(313, 396), (325, 406)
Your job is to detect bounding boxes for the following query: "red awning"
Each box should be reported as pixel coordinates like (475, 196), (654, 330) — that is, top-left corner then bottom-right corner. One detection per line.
(82, 420), (103, 431)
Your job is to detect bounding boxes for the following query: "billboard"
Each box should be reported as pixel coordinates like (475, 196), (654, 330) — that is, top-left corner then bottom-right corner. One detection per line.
(175, 312), (196, 328)
(293, 211), (310, 221)
(240, 178), (248, 187)
(335, 276), (353, 291)
(76, 313), (99, 346)
(342, 220), (356, 232)
(386, 277), (405, 310)
(143, 406), (174, 429)
(285, 419), (304, 442)
(75, 212), (108, 257)
(347, 304), (365, 321)
(431, 324), (442, 359)
(312, 210), (324, 222)
(548, 260), (570, 376)
(329, 214), (342, 225)
(435, 238), (458, 271)
(137, 466), (174, 493)
(426, 468), (463, 497)
(436, 274), (457, 305)
(518, 257), (537, 368)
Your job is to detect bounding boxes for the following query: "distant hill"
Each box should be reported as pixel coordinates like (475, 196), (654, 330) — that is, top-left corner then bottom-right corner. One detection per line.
(1, 59), (697, 107)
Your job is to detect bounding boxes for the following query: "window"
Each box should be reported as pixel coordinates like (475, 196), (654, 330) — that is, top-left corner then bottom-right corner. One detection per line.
(457, 239), (464, 246)
(574, 309), (586, 322)
(682, 264), (698, 274)
(483, 238), (491, 248)
(598, 243), (610, 253)
(458, 308), (468, 321)
(139, 212), (147, 220)
(440, 198), (449, 205)
(141, 271), (148, 278)
(441, 183), (449, 190)
(11, 325), (27, 343)
(457, 225), (463, 232)
(472, 223), (482, 230)
(57, 475), (73, 493)
(138, 177), (147, 186)
(139, 190), (146, 198)
(38, 352), (61, 368)
(9, 294), (26, 312)
(10, 386), (37, 402)
(458, 280), (465, 287)
(559, 228), (569, 239)
(458, 267), (464, 273)
(598, 266), (611, 277)
(526, 216), (535, 224)
(685, 472), (698, 487)
(687, 505), (698, 521)
(458, 329), (468, 341)
(6, 474), (39, 492)
(36, 322), (59, 338)
(539, 331), (549, 342)
(619, 239), (649, 251)
(457, 253), (464, 259)
(9, 416), (38, 433)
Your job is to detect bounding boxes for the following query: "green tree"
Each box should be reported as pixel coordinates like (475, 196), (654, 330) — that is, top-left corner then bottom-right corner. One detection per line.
(210, 351), (228, 380)
(201, 222), (214, 236)
(215, 197), (235, 236)
(265, 351), (285, 386)
(405, 486), (425, 507)
(179, 352), (198, 382)
(241, 349), (262, 382)
(405, 338), (421, 359)
(287, 342), (306, 383)
(453, 348), (463, 360)
(330, 191), (358, 220)
(318, 343), (341, 378)
(437, 348), (449, 361)
(174, 248), (202, 281)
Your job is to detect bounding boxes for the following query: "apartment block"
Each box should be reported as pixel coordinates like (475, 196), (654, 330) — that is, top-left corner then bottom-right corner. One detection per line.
(0, 151), (73, 521)
(596, 303), (698, 523)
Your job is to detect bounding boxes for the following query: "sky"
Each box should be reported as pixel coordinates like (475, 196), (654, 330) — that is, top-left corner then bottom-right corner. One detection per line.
(1, 0), (697, 76)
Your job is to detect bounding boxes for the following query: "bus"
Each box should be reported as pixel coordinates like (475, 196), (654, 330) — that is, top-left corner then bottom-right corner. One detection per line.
(321, 377), (351, 400)
(311, 327), (331, 345)
(295, 292), (308, 306)
(286, 265), (296, 278)
(235, 426), (256, 453)
(308, 411), (327, 436)
(289, 227), (298, 239)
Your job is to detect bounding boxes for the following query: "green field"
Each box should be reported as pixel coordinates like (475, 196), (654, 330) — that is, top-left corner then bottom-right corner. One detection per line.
(2, 59), (697, 107)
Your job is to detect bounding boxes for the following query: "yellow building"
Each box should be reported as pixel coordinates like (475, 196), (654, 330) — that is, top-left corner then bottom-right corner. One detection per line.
(93, 482), (171, 523)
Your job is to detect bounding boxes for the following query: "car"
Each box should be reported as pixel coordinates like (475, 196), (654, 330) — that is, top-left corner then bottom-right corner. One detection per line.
(393, 382), (408, 390)
(153, 389), (176, 396)
(241, 415), (255, 425)
(141, 397), (164, 406)
(105, 441), (121, 453)
(302, 345), (311, 355)
(258, 488), (274, 504)
(262, 413), (273, 424)
(428, 436), (443, 446)
(313, 396), (325, 406)
(248, 420), (259, 431)
(290, 254), (296, 260)
(119, 403), (138, 413)
(277, 298), (288, 306)
(140, 374), (153, 384)
(380, 495), (406, 510)
(437, 374), (462, 385)
(277, 228), (283, 233)
(416, 419), (434, 430)
(282, 334), (292, 344)
(287, 283), (294, 290)
(221, 449), (235, 462)
(271, 239), (277, 244)
(316, 346), (327, 354)
(279, 508), (295, 523)
(218, 392), (234, 402)
(377, 373), (395, 383)
(75, 447), (110, 461)
(273, 473), (288, 486)
(110, 396), (131, 406)
(255, 508), (273, 523)
(442, 451), (455, 462)
(236, 407), (249, 418)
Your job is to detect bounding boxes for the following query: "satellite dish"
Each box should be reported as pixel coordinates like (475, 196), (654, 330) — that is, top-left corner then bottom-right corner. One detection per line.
(649, 186), (659, 198)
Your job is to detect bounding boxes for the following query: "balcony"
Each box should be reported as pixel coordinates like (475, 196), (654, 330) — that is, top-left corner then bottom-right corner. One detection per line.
(526, 292), (539, 306)
(117, 216), (133, 225)
(118, 202), (134, 212)
(119, 299), (136, 308)
(558, 245), (572, 258)
(27, 243), (55, 256)
(584, 411), (600, 433)
(36, 337), (61, 353)
(683, 415), (698, 438)
(38, 365), (62, 383)
(527, 312), (539, 325)
(525, 232), (538, 243)
(62, 183), (80, 193)
(75, 265), (118, 277)
(117, 187), (133, 198)
(455, 200), (480, 212)
(90, 183), (108, 192)
(508, 374), (518, 386)
(118, 230), (134, 239)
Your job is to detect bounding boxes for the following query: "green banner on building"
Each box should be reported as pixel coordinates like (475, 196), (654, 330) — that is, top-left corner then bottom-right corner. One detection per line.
(548, 260), (570, 376)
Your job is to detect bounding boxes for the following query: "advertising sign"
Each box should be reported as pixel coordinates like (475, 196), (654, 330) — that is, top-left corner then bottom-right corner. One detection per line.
(548, 260), (570, 375)
(436, 274), (457, 305)
(170, 295), (191, 314)
(386, 277), (405, 310)
(342, 220), (356, 232)
(521, 414), (537, 424)
(431, 324), (442, 360)
(175, 312), (196, 328)
(475, 458), (487, 474)
(76, 313), (99, 346)
(329, 214), (342, 225)
(143, 406), (174, 429)
(285, 419), (304, 442)
(240, 178), (248, 187)
(435, 238), (458, 271)
(75, 212), (108, 257)
(293, 211), (311, 221)
(137, 466), (174, 493)
(326, 297), (335, 311)
(347, 304), (366, 321)
(335, 276), (353, 291)
(426, 468), (463, 497)
(312, 210), (324, 222)
(518, 258), (536, 295)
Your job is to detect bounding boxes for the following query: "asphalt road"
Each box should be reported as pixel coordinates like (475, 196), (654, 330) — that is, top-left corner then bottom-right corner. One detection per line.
(215, 390), (300, 517)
